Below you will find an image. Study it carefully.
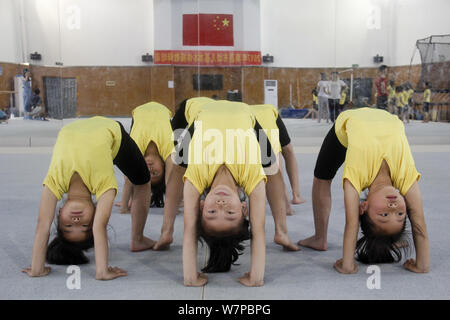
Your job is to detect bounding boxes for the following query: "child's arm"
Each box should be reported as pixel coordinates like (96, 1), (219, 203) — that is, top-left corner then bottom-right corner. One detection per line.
(334, 179), (359, 274)
(93, 189), (128, 280)
(22, 186), (57, 277)
(403, 181), (430, 273)
(182, 180), (207, 286)
(281, 143), (302, 200)
(238, 180), (266, 287)
(153, 158), (186, 250)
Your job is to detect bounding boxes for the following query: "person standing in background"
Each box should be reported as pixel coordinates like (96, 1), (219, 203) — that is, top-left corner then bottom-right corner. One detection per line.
(317, 73), (330, 123)
(375, 65), (388, 110)
(404, 83), (414, 123)
(387, 80), (396, 114)
(328, 72), (348, 122)
(22, 69), (32, 119)
(394, 85), (407, 122)
(422, 82), (432, 123)
(303, 88), (319, 120)
(339, 87), (348, 112)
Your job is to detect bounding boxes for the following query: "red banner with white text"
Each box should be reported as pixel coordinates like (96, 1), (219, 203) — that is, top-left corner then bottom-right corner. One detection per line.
(154, 50), (262, 66)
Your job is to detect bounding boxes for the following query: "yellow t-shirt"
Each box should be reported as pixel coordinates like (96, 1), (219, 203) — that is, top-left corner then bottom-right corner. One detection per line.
(250, 104), (281, 154)
(313, 94), (318, 104)
(335, 108), (420, 195)
(340, 92), (347, 105)
(183, 100), (267, 195)
(185, 97), (215, 126)
(405, 89), (414, 101)
(395, 92), (407, 108)
(424, 89), (431, 103)
(43, 117), (122, 200)
(130, 102), (174, 161)
(388, 85), (395, 100)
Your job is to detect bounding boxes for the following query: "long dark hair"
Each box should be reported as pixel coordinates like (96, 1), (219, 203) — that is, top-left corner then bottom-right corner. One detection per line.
(46, 226), (94, 265)
(355, 211), (409, 264)
(198, 218), (251, 273)
(150, 181), (166, 208)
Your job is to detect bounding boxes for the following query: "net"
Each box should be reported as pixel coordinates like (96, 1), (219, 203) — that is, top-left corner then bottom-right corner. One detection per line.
(416, 35), (450, 92)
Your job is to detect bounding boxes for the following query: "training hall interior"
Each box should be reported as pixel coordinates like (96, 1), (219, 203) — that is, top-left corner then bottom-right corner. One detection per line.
(1, 0), (449, 120)
(1, 0), (450, 301)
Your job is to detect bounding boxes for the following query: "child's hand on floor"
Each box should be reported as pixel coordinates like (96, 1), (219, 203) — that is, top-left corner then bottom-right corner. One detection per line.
(96, 266), (128, 280)
(403, 259), (429, 273)
(184, 272), (208, 287)
(238, 272), (264, 287)
(21, 266), (51, 277)
(333, 259), (358, 274)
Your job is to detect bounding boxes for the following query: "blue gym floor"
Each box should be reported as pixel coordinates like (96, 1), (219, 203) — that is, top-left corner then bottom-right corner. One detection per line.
(1, 117), (449, 299)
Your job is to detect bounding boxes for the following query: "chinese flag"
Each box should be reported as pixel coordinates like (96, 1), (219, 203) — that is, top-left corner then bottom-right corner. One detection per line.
(183, 14), (234, 46)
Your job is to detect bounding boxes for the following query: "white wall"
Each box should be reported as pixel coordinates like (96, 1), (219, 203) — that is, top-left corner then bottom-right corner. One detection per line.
(261, 0), (393, 68)
(0, 0), (22, 63)
(4, 0), (449, 67)
(22, 0), (154, 66)
(392, 0), (450, 66)
(261, 0), (450, 68)
(154, 0), (260, 51)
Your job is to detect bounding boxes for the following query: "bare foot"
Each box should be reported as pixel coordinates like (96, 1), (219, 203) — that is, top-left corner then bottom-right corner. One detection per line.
(153, 233), (174, 251)
(274, 233), (300, 251)
(130, 236), (156, 252)
(292, 194), (307, 205)
(298, 235), (327, 251)
(286, 203), (294, 216)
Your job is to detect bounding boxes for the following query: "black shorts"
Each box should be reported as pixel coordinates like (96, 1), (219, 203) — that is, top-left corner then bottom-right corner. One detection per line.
(313, 124), (347, 180)
(376, 96), (388, 110)
(113, 121), (150, 185)
(276, 115), (291, 148)
(423, 102), (430, 113)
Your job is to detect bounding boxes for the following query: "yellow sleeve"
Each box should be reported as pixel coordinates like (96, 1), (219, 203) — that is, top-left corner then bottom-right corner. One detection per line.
(42, 174), (65, 200)
(243, 166), (267, 196)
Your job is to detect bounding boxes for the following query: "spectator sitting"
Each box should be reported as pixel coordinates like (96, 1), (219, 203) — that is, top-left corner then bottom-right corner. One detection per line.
(0, 108), (8, 124)
(26, 89), (47, 120)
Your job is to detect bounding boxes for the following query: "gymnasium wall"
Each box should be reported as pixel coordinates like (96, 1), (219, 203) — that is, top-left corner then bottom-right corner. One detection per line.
(25, 65), (153, 116)
(1, 1), (448, 118)
(261, 0), (450, 67)
(19, 0), (154, 67)
(0, 61), (433, 116)
(5, 0), (448, 68)
(154, 0), (261, 51)
(0, 62), (20, 109)
(392, 0), (450, 66)
(0, 0), (21, 64)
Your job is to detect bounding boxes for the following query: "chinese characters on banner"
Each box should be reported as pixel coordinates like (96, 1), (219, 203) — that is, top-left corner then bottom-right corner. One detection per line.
(154, 50), (262, 66)
(154, 13), (261, 66)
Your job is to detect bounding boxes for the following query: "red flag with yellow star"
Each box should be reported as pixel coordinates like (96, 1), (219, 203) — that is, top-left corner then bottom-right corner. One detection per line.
(183, 14), (234, 46)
